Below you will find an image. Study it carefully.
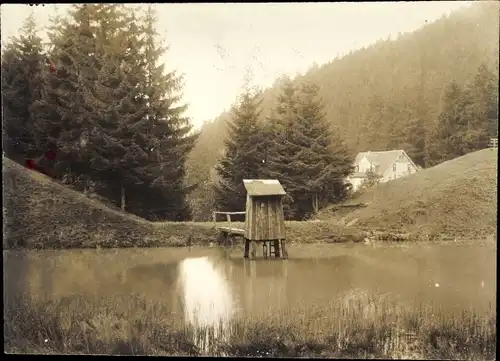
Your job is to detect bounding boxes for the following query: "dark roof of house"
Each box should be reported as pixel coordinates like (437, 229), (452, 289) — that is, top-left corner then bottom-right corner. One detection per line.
(243, 179), (286, 196)
(354, 150), (408, 176)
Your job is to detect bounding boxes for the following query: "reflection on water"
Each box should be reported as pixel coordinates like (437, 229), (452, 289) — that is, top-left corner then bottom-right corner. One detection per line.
(178, 256), (235, 347)
(3, 242), (496, 349)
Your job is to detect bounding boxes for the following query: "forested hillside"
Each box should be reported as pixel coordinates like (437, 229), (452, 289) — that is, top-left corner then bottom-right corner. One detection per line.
(187, 2), (499, 220)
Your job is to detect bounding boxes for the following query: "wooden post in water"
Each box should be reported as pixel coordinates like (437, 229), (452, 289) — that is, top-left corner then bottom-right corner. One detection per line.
(244, 240), (249, 258)
(280, 239), (288, 259)
(250, 240), (257, 259)
(273, 240), (281, 258)
(264, 241), (269, 257)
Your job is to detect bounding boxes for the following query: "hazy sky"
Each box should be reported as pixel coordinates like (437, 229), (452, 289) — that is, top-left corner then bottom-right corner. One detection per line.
(1, 2), (472, 130)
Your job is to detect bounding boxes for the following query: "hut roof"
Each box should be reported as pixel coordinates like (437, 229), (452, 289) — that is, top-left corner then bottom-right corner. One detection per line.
(243, 179), (286, 197)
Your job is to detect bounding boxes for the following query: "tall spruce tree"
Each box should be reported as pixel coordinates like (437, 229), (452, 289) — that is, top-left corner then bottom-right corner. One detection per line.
(466, 63), (498, 141)
(30, 4), (196, 219)
(266, 81), (354, 219)
(88, 4), (153, 210)
(126, 5), (197, 220)
(32, 5), (150, 210)
(31, 4), (109, 183)
(214, 81), (264, 212)
(2, 12), (46, 162)
(263, 78), (301, 219)
(426, 65), (497, 167)
(425, 80), (474, 166)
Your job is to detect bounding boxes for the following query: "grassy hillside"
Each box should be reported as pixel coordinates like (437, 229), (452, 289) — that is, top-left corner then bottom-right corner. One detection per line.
(317, 149), (498, 239)
(2, 157), (216, 249)
(2, 157), (365, 249)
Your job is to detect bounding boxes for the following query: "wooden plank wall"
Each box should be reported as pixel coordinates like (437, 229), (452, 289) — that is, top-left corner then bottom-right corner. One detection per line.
(245, 195), (286, 241)
(245, 194), (252, 239)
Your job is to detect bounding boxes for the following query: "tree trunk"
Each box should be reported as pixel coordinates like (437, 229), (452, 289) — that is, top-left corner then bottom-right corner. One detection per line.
(121, 184), (126, 211)
(312, 193), (319, 214)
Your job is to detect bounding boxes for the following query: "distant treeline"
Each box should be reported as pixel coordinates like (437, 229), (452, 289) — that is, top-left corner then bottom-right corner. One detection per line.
(2, 5), (197, 221)
(187, 2), (499, 221)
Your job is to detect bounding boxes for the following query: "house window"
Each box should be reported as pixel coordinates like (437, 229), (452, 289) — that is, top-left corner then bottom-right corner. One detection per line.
(393, 163), (396, 172)
(407, 164), (412, 174)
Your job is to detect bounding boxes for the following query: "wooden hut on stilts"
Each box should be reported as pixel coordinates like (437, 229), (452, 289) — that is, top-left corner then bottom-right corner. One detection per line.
(242, 179), (288, 259)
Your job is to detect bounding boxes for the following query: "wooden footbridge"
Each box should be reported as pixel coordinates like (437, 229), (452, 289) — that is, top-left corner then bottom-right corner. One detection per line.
(213, 179), (288, 260)
(213, 211), (246, 238)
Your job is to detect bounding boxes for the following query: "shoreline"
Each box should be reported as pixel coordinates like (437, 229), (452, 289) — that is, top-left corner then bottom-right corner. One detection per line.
(4, 157), (496, 251)
(4, 221), (495, 251)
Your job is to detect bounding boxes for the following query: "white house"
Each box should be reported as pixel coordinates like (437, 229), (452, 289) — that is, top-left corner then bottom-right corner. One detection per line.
(347, 150), (419, 192)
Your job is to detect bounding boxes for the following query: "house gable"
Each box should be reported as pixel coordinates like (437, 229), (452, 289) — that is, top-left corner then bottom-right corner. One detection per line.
(354, 155), (373, 173)
(401, 150), (419, 170)
(381, 150), (418, 179)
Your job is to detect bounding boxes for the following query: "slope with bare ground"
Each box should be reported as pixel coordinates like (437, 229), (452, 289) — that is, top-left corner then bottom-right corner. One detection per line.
(317, 149), (498, 239)
(2, 157), (364, 249)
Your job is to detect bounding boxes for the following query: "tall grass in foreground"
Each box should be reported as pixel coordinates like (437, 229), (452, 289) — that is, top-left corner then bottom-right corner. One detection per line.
(4, 291), (495, 359)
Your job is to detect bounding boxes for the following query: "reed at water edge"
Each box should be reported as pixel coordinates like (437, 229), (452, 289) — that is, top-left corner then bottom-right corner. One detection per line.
(4, 290), (495, 359)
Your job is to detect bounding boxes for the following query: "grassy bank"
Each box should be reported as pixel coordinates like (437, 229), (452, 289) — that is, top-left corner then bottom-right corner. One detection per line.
(4, 153), (495, 250)
(3, 157), (365, 250)
(317, 149), (498, 240)
(4, 291), (495, 359)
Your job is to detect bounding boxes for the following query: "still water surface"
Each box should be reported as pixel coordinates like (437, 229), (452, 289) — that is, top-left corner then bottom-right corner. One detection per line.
(4, 243), (496, 337)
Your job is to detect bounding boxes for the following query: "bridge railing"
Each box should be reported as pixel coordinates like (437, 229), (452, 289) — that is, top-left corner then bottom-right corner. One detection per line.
(212, 211), (246, 233)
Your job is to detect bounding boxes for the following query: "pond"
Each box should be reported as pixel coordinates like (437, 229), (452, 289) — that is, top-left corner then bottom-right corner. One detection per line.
(3, 242), (496, 355)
